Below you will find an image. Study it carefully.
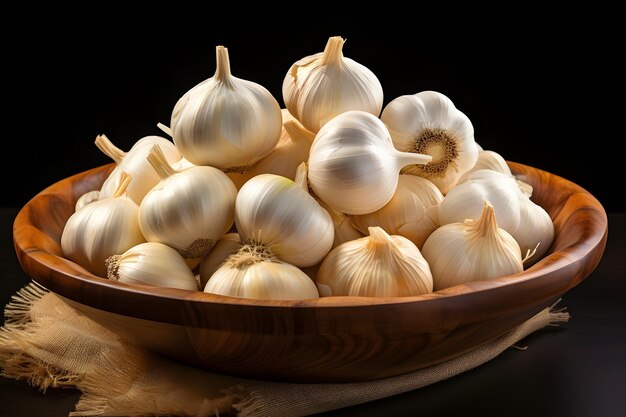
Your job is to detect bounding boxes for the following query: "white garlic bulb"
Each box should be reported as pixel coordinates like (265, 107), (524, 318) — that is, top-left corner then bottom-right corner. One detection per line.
(204, 245), (319, 300)
(226, 113), (314, 189)
(308, 110), (431, 215)
(457, 150), (512, 184)
(199, 233), (243, 288)
(61, 172), (146, 277)
(171, 45), (282, 170)
(351, 175), (443, 249)
(316, 227), (433, 297)
(106, 242), (197, 291)
(439, 169), (522, 233)
(283, 36), (384, 133)
(74, 190), (100, 211)
(422, 201), (523, 291)
(381, 91), (478, 194)
(513, 197), (554, 264)
(95, 134), (181, 204)
(139, 145), (237, 258)
(235, 173), (333, 267)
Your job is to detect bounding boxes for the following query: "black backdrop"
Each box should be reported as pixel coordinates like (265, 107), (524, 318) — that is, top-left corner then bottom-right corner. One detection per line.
(5, 13), (621, 211)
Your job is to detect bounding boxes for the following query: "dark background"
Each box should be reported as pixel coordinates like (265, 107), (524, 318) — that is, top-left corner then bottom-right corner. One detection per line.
(3, 13), (622, 211)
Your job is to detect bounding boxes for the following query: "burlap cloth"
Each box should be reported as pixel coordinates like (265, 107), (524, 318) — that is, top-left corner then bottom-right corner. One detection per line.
(0, 282), (569, 417)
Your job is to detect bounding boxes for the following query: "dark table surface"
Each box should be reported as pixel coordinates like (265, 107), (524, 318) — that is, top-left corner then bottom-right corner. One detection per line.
(1, 208), (624, 417)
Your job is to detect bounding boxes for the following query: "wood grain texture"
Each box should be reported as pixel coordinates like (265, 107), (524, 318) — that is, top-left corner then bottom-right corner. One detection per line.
(13, 162), (608, 382)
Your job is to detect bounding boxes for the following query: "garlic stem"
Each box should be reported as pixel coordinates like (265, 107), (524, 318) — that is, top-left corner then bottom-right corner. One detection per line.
(294, 162), (308, 190)
(396, 151), (433, 167)
(320, 36), (345, 66)
(469, 201), (499, 238)
(214, 46), (232, 82)
(156, 122), (173, 138)
(94, 134), (125, 164)
(146, 144), (177, 179)
(367, 226), (403, 257)
(112, 172), (132, 198)
(283, 120), (315, 143)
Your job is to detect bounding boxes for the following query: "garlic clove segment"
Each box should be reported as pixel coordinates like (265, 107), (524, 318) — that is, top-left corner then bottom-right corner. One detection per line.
(235, 173), (334, 267)
(139, 145), (237, 259)
(316, 226), (433, 297)
(171, 45), (282, 170)
(283, 36), (384, 133)
(422, 201), (523, 291)
(381, 91), (478, 194)
(106, 242), (198, 291)
(199, 233), (243, 288)
(74, 190), (100, 212)
(204, 245), (319, 301)
(351, 175), (443, 249)
(308, 110), (431, 215)
(95, 134), (181, 204)
(61, 172), (146, 277)
(457, 150), (513, 184)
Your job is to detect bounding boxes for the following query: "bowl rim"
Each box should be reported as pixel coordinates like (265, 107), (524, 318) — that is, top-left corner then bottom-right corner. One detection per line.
(13, 161), (608, 313)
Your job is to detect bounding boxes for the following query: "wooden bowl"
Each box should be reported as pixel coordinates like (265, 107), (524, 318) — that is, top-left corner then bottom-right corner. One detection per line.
(13, 162), (608, 382)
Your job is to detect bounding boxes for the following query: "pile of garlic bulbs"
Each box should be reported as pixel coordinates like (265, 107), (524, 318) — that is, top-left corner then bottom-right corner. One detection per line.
(61, 36), (554, 300)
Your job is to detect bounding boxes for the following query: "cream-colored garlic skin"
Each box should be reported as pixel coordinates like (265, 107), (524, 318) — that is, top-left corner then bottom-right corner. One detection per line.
(381, 91), (478, 194)
(513, 197), (554, 264)
(308, 111), (431, 215)
(235, 173), (333, 267)
(351, 175), (443, 248)
(283, 36), (384, 133)
(106, 242), (197, 291)
(74, 190), (100, 211)
(204, 246), (319, 300)
(171, 46), (282, 170)
(139, 145), (237, 258)
(61, 173), (145, 277)
(422, 201), (523, 291)
(438, 169), (522, 233)
(316, 227), (433, 297)
(96, 134), (181, 204)
(457, 150), (512, 184)
(226, 114), (314, 189)
(199, 233), (243, 288)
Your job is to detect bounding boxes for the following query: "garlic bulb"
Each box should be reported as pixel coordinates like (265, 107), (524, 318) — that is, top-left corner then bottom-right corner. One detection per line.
(199, 233), (243, 288)
(96, 134), (181, 204)
(283, 36), (384, 133)
(381, 91), (478, 194)
(316, 227), (433, 297)
(61, 172), (145, 277)
(139, 145), (237, 258)
(204, 245), (319, 300)
(308, 110), (431, 215)
(457, 150), (512, 184)
(75, 190), (100, 211)
(422, 201), (523, 291)
(106, 242), (197, 291)
(226, 114), (314, 189)
(439, 169), (522, 233)
(235, 173), (333, 267)
(351, 175), (443, 248)
(171, 45), (282, 170)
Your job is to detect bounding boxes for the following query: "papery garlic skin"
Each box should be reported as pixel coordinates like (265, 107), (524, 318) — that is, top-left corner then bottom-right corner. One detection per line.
(235, 173), (333, 267)
(457, 150), (512, 184)
(308, 111), (431, 215)
(61, 173), (145, 277)
(381, 91), (478, 194)
(139, 145), (237, 259)
(171, 46), (282, 170)
(283, 36), (384, 133)
(75, 190), (100, 211)
(96, 134), (181, 204)
(106, 242), (197, 291)
(199, 233), (243, 288)
(204, 245), (319, 300)
(422, 201), (523, 291)
(351, 175), (443, 248)
(317, 227), (433, 297)
(513, 197), (554, 264)
(226, 114), (314, 189)
(439, 169), (522, 233)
